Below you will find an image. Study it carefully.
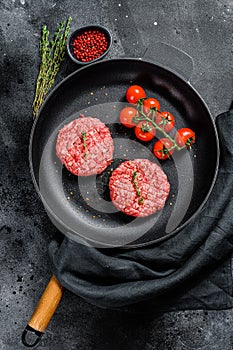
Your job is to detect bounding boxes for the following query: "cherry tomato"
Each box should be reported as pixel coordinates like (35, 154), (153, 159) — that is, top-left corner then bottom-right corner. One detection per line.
(156, 111), (175, 133)
(119, 107), (138, 128)
(153, 138), (175, 160)
(126, 85), (146, 104)
(143, 98), (160, 115)
(135, 121), (156, 142)
(175, 128), (196, 148)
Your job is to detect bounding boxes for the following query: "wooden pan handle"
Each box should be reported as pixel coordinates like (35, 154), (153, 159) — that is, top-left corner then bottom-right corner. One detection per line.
(22, 275), (64, 347)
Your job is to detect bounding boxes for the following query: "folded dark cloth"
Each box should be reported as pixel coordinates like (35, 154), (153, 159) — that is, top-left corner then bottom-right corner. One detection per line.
(49, 110), (233, 312)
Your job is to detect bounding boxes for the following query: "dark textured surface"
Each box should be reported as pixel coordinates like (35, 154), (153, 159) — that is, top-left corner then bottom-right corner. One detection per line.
(0, 0), (232, 349)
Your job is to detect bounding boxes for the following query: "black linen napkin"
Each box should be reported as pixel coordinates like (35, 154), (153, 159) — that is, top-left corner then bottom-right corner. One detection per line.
(49, 111), (233, 312)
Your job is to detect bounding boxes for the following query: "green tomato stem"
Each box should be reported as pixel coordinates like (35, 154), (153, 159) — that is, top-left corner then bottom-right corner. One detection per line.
(134, 108), (184, 151)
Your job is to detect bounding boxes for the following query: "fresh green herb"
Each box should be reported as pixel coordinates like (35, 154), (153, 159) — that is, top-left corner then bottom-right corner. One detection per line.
(81, 131), (88, 159)
(132, 171), (137, 182)
(138, 197), (144, 204)
(33, 16), (72, 117)
(132, 171), (144, 205)
(81, 131), (87, 145)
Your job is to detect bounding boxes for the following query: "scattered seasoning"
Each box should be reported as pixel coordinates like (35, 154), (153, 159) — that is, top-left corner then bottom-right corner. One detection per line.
(169, 202), (173, 206)
(105, 92), (108, 96)
(172, 194), (175, 198)
(90, 92), (94, 95)
(67, 196), (70, 200)
(132, 171), (144, 204)
(72, 30), (109, 62)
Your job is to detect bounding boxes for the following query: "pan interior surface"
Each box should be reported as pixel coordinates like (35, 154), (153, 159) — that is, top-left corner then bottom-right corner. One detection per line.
(30, 59), (218, 247)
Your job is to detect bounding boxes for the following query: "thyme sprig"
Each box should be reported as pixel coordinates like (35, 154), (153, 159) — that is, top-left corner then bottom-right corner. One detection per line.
(132, 171), (144, 205)
(81, 131), (88, 159)
(33, 16), (72, 117)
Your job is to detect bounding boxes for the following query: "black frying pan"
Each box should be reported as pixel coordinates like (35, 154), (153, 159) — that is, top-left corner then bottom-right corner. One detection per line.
(22, 57), (219, 347)
(29, 58), (219, 247)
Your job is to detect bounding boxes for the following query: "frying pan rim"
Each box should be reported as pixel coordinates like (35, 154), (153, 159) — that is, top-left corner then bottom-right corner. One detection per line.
(29, 57), (220, 248)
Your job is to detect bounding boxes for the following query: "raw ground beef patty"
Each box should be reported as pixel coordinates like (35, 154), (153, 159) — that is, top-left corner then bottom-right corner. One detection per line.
(109, 159), (170, 217)
(56, 116), (114, 176)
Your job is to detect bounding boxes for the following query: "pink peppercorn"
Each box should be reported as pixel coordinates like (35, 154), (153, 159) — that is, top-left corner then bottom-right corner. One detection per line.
(72, 30), (109, 62)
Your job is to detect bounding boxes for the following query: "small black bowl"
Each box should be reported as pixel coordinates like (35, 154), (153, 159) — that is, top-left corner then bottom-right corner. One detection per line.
(67, 24), (112, 65)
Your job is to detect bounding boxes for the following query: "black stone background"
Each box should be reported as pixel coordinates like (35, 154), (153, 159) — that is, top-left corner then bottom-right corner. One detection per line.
(0, 0), (232, 349)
